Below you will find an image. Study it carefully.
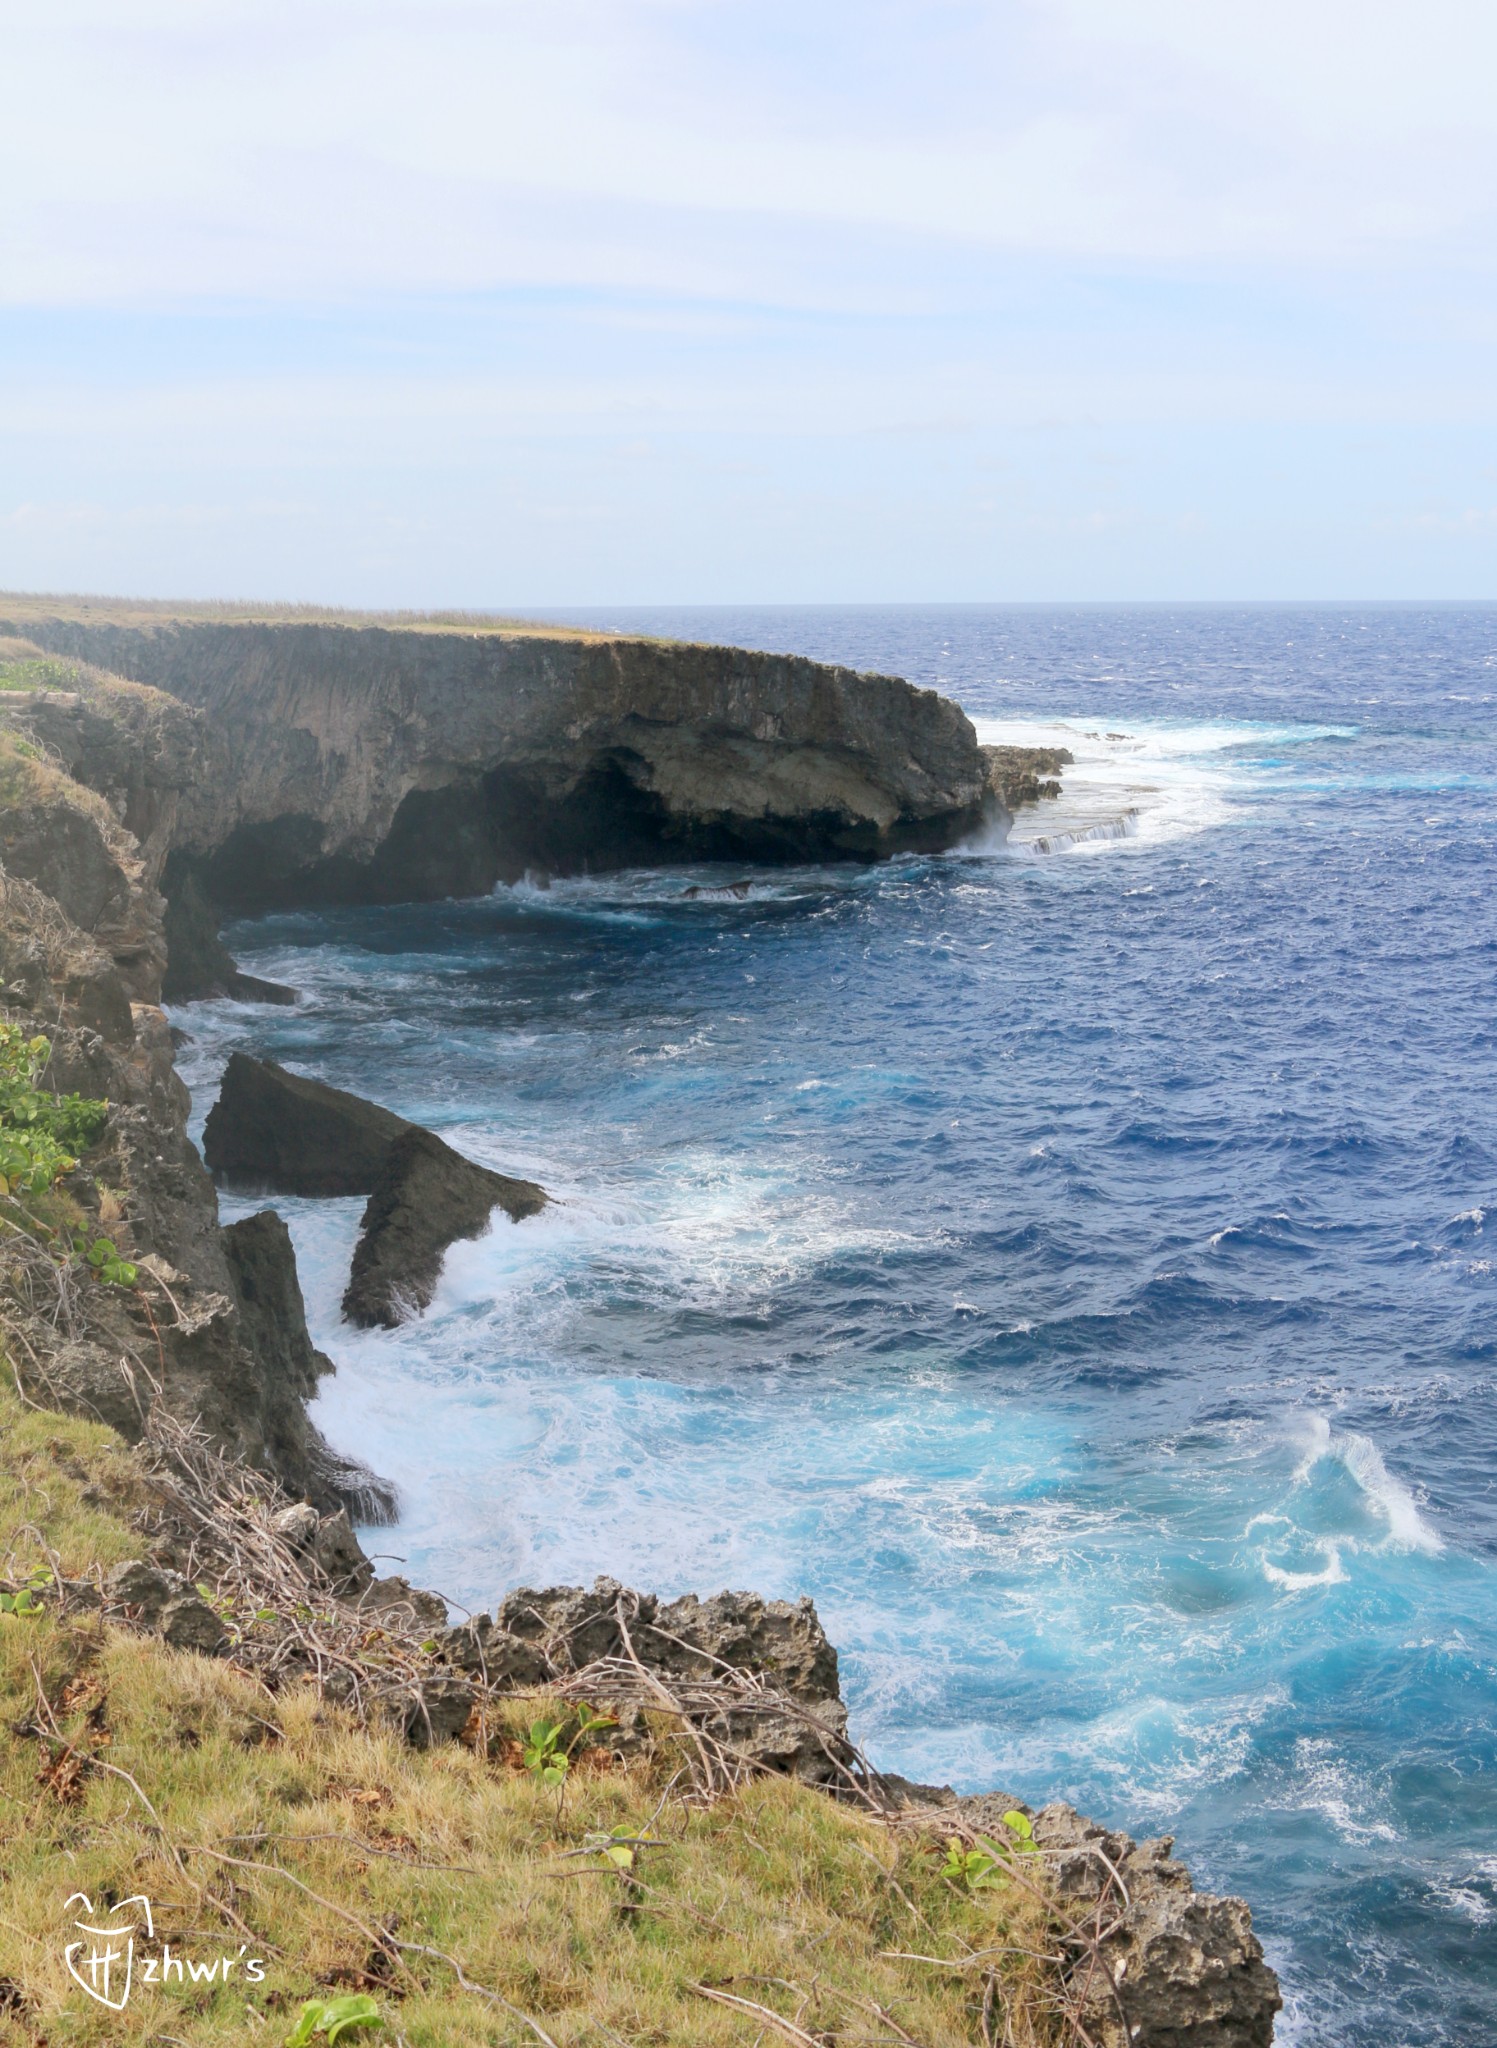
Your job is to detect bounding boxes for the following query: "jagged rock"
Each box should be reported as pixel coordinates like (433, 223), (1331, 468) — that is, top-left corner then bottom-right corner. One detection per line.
(204, 1054), (409, 1196)
(222, 1209), (330, 1410)
(158, 1590), (229, 1656)
(161, 865), (296, 1005)
(987, 1802), (1281, 2048)
(496, 1576), (657, 1667)
(494, 1577), (840, 1708)
(342, 1125), (547, 1328)
(203, 1054), (548, 1329)
(221, 1208), (397, 1521)
(652, 1589), (842, 1708)
(489, 1576), (849, 1780)
(403, 1674), (476, 1748)
(358, 1576), (449, 1633)
(310, 1509), (374, 1595)
(433, 1613), (551, 1687)
(982, 743), (1073, 811)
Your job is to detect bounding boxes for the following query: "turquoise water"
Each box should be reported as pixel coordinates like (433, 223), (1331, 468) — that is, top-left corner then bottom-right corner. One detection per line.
(176, 605), (1497, 2045)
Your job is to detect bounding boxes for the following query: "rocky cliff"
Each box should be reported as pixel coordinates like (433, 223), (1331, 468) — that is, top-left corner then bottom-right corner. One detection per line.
(5, 613), (1049, 922)
(0, 610), (1277, 2042)
(0, 651), (390, 1517)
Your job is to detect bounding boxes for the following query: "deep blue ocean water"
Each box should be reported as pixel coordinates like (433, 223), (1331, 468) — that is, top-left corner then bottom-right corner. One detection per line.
(176, 605), (1497, 2047)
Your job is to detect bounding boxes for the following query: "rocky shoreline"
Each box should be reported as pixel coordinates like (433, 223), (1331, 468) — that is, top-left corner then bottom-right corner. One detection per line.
(0, 608), (1277, 2044)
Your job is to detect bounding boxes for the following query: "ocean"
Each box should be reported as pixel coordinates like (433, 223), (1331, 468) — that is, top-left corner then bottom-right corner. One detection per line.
(174, 604), (1497, 2046)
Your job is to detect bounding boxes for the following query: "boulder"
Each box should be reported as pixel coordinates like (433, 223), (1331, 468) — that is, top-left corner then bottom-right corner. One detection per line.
(158, 1590), (229, 1656)
(403, 1674), (476, 1748)
(105, 1558), (180, 1622)
(204, 1053), (408, 1196)
(271, 1502), (320, 1551)
(342, 1126), (547, 1328)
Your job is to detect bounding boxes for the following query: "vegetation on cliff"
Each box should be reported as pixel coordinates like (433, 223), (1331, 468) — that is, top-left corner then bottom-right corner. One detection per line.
(0, 1387), (1069, 2047)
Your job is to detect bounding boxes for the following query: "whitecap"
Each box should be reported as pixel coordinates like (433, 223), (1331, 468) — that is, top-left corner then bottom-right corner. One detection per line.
(1261, 1543), (1348, 1590)
(1290, 1413), (1443, 1555)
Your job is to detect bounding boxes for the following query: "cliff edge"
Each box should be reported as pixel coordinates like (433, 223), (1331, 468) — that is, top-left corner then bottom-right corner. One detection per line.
(5, 609), (1048, 920)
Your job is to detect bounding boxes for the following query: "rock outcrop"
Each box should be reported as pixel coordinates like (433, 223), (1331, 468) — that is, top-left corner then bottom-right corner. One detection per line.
(433, 1575), (850, 1783)
(221, 1209), (397, 1521)
(343, 1125), (547, 1327)
(203, 1053), (547, 1325)
(161, 867), (296, 1005)
(1020, 1802), (1281, 2048)
(418, 1574), (1280, 2041)
(204, 1053), (411, 1197)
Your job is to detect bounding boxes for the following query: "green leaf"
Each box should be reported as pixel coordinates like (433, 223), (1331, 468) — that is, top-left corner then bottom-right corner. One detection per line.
(322, 1992), (383, 2042)
(283, 1994), (382, 2046)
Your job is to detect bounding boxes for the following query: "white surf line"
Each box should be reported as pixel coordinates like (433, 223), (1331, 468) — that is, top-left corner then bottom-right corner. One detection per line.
(972, 716), (1251, 854)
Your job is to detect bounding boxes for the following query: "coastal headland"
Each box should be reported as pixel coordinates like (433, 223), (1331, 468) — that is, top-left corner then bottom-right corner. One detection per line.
(0, 597), (1276, 2045)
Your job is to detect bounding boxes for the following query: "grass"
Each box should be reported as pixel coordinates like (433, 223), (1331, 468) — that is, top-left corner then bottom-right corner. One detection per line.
(0, 727), (122, 824)
(0, 594), (616, 642)
(0, 1384), (1064, 2047)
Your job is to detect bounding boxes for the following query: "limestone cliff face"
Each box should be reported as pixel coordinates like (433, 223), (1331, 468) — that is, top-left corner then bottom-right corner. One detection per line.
(9, 619), (1006, 908)
(0, 667), (388, 1517)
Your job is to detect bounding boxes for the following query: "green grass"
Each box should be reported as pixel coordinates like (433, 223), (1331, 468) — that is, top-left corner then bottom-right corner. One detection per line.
(0, 659), (81, 693)
(0, 1385), (1062, 2046)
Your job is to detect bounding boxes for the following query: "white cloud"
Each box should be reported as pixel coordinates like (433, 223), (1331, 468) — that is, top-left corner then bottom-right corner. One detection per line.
(4, 1), (1496, 307)
(3, 2), (1495, 599)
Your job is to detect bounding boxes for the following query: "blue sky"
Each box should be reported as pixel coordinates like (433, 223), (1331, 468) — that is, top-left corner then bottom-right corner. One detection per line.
(4, 0), (1496, 604)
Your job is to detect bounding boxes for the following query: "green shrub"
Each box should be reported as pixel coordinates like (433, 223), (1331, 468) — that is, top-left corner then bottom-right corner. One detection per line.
(0, 1026), (93, 1195)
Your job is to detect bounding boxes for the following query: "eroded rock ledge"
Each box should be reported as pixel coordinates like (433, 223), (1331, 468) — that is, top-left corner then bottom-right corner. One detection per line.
(6, 616), (1064, 935)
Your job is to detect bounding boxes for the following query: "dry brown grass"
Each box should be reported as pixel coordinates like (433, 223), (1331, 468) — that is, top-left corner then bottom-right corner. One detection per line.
(0, 1382), (1084, 2048)
(0, 592), (616, 642)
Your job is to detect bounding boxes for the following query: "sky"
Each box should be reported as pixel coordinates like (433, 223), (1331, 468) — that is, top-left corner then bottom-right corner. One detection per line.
(3, 0), (1497, 606)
